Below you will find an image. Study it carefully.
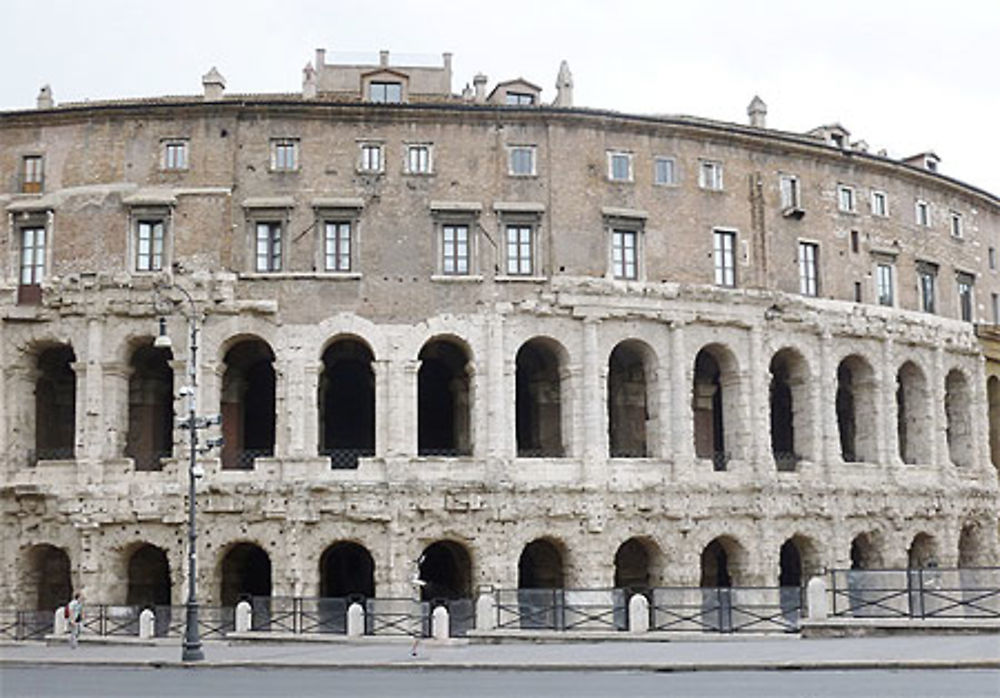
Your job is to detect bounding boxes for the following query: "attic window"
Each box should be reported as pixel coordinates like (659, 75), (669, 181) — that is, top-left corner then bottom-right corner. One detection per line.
(506, 92), (535, 106)
(831, 133), (845, 148)
(925, 158), (938, 172)
(369, 81), (402, 103)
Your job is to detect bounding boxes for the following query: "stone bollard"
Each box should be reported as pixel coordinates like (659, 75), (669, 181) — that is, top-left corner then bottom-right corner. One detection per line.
(475, 589), (495, 631)
(346, 602), (364, 638)
(628, 594), (649, 634)
(138, 608), (155, 639)
(235, 600), (252, 633)
(431, 605), (450, 641)
(54, 607), (67, 635)
(806, 576), (828, 620)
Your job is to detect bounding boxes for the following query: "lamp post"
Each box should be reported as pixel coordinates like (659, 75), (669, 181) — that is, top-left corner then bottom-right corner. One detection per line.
(155, 281), (220, 662)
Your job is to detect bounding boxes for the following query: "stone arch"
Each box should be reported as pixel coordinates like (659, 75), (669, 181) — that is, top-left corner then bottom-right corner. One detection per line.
(219, 542), (272, 606)
(769, 347), (811, 470)
(907, 533), (939, 569)
(850, 532), (884, 570)
(125, 340), (174, 471)
(945, 368), (974, 467)
(516, 337), (569, 457)
(220, 337), (276, 469)
(607, 339), (656, 458)
(24, 544), (72, 611)
(419, 540), (473, 601)
(958, 522), (990, 568)
(418, 337), (473, 456)
(897, 361), (932, 464)
(836, 354), (877, 463)
(319, 541), (375, 598)
(518, 538), (565, 589)
(778, 534), (821, 587)
(692, 343), (740, 469)
(988, 376), (1000, 470)
(613, 537), (662, 593)
(700, 536), (746, 587)
(126, 543), (171, 608)
(34, 343), (77, 462)
(318, 337), (375, 467)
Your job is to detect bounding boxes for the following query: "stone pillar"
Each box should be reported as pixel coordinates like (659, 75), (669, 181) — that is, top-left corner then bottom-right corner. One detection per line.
(284, 349), (307, 457)
(347, 602), (364, 637)
(502, 357), (517, 460)
(235, 600), (252, 632)
(432, 605), (449, 640)
(302, 360), (323, 458)
(652, 365), (670, 460)
(101, 361), (131, 461)
(806, 576), (828, 620)
(4, 365), (37, 471)
(581, 317), (605, 483)
(932, 345), (946, 468)
(372, 359), (390, 458)
(272, 357), (289, 459)
(564, 364), (583, 460)
(748, 325), (769, 470)
(139, 608), (155, 639)
(628, 594), (649, 633)
(82, 318), (105, 462)
(475, 588), (496, 631)
(819, 331), (838, 472)
(880, 338), (896, 467)
(393, 360), (420, 458)
(485, 311), (506, 460)
(669, 323), (693, 475)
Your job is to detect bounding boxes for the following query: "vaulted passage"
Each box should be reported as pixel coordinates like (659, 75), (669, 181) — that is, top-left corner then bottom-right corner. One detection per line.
(320, 542), (374, 598)
(779, 539), (803, 588)
(26, 544), (71, 611)
(518, 539), (564, 589)
(836, 355), (877, 463)
(35, 344), (76, 462)
(769, 349), (810, 471)
(607, 341), (653, 457)
(318, 339), (375, 468)
(907, 533), (938, 569)
(220, 543), (272, 606)
(850, 533), (882, 570)
(125, 343), (174, 471)
(958, 524), (988, 567)
(516, 339), (565, 457)
(221, 339), (276, 469)
(418, 339), (471, 456)
(989, 377), (1000, 471)
(897, 361), (931, 464)
(700, 539), (734, 588)
(126, 544), (171, 607)
(614, 537), (659, 593)
(692, 345), (739, 470)
(419, 541), (472, 601)
(945, 369), (973, 467)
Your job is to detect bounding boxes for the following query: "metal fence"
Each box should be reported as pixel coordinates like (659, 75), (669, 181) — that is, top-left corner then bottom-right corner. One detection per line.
(830, 567), (1000, 619)
(650, 587), (801, 633)
(496, 588), (627, 631)
(0, 609), (53, 640)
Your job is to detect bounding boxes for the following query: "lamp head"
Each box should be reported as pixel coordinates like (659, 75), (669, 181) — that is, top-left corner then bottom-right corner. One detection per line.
(154, 317), (173, 349)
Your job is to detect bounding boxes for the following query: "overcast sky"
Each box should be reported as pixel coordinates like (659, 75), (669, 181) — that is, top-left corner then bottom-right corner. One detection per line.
(2, 0), (997, 195)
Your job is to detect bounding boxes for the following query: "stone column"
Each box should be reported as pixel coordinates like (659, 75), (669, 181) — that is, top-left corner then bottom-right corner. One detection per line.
(669, 323), (693, 477)
(372, 359), (390, 458)
(284, 349), (307, 457)
(101, 361), (131, 461)
(502, 357), (517, 460)
(485, 310), (506, 460)
(4, 365), (37, 472)
(302, 360), (323, 458)
(932, 344), (946, 468)
(652, 365), (670, 459)
(581, 317), (605, 484)
(81, 318), (105, 462)
(880, 338), (897, 467)
(819, 331), (838, 472)
(398, 360), (421, 458)
(748, 325), (769, 471)
(272, 357), (289, 459)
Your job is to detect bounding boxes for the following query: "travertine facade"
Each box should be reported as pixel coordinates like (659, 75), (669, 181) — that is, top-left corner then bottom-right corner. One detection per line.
(1, 51), (998, 612)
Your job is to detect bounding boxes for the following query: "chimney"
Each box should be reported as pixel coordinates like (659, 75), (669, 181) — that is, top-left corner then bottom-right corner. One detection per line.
(202, 67), (226, 101)
(379, 50), (390, 67)
(554, 61), (573, 108)
(302, 62), (317, 99)
(473, 73), (488, 103)
(747, 95), (767, 128)
(315, 48), (326, 70)
(36, 84), (54, 110)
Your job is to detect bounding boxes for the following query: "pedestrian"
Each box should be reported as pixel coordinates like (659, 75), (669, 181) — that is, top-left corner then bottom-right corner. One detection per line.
(66, 591), (83, 649)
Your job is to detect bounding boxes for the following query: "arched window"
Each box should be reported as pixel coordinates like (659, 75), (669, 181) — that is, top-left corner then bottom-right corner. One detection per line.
(35, 345), (76, 462)
(125, 343), (174, 471)
(693, 345), (739, 470)
(26, 544), (71, 611)
(419, 541), (472, 601)
(220, 543), (272, 607)
(320, 542), (374, 598)
(769, 349), (811, 470)
(319, 339), (375, 468)
(945, 369), (973, 467)
(518, 539), (564, 589)
(221, 339), (276, 469)
(607, 341), (653, 458)
(516, 339), (566, 457)
(897, 362), (931, 464)
(418, 339), (472, 456)
(836, 355), (877, 463)
(127, 544), (171, 607)
(907, 533), (938, 569)
(614, 537), (661, 594)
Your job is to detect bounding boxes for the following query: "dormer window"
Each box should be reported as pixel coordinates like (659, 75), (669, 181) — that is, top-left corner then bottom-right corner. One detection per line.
(369, 81), (402, 103)
(505, 92), (535, 106)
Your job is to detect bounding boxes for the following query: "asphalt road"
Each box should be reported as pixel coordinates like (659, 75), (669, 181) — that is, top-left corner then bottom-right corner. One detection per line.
(2, 666), (998, 698)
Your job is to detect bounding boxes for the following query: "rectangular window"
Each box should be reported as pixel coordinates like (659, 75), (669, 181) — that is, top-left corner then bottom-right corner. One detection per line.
(270, 139), (298, 171)
(957, 273), (974, 321)
(162, 140), (188, 170)
(918, 264), (937, 313)
(798, 241), (819, 296)
(611, 229), (638, 279)
(441, 224), (470, 275)
(406, 144), (432, 174)
(369, 81), (402, 103)
(871, 190), (888, 217)
(699, 160), (723, 190)
(993, 293), (999, 324)
(837, 185), (856, 213)
(255, 222), (282, 272)
(779, 174), (800, 209)
(324, 221), (352, 272)
(135, 220), (165, 272)
(360, 143), (383, 172)
(505, 92), (534, 105)
(508, 146), (536, 176)
(19, 226), (46, 285)
(915, 200), (930, 227)
(608, 152), (633, 182)
(850, 230), (860, 254)
(876, 263), (894, 306)
(854, 282), (862, 303)
(22, 155), (43, 193)
(950, 211), (963, 238)
(991, 247), (997, 270)
(654, 157), (677, 185)
(713, 229), (736, 287)
(505, 225), (534, 275)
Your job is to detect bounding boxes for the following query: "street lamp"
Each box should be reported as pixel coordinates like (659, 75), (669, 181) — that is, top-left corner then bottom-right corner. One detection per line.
(154, 281), (221, 662)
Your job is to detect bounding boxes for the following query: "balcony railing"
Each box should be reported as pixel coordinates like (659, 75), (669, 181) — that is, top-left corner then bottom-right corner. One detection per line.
(321, 447), (374, 469)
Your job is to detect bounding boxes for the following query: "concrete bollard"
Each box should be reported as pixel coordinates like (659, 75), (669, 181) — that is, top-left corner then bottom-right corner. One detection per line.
(235, 600), (252, 632)
(346, 602), (364, 638)
(138, 608), (155, 639)
(431, 605), (450, 641)
(628, 594), (649, 634)
(475, 590), (495, 631)
(54, 607), (67, 635)
(806, 576), (828, 620)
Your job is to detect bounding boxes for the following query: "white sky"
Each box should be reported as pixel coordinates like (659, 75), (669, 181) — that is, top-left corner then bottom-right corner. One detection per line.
(2, 0), (998, 195)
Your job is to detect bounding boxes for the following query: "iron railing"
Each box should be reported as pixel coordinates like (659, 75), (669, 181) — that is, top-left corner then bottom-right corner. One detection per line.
(130, 450), (172, 471)
(366, 597), (429, 637)
(496, 588), (627, 631)
(223, 448), (273, 470)
(773, 451), (799, 472)
(830, 567), (1000, 619)
(649, 586), (801, 633)
(417, 447), (472, 457)
(321, 447), (375, 469)
(711, 451), (731, 471)
(0, 609), (53, 640)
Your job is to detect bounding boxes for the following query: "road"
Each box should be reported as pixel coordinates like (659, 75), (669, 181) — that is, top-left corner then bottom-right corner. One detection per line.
(2, 666), (998, 698)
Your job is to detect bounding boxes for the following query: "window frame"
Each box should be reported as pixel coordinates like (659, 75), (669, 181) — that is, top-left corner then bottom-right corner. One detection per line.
(653, 156), (677, 186)
(161, 139), (189, 171)
(837, 184), (857, 213)
(698, 160), (723, 191)
(875, 262), (894, 306)
(440, 222), (472, 276)
(504, 223), (536, 276)
(134, 218), (166, 273)
(915, 200), (931, 227)
(607, 151), (634, 183)
(322, 220), (353, 273)
(21, 155), (43, 193)
(956, 272), (974, 321)
(779, 174), (800, 209)
(871, 190), (888, 217)
(254, 220), (283, 273)
(505, 92), (535, 106)
(949, 210), (964, 239)
(611, 228), (639, 280)
(917, 262), (938, 313)
(713, 228), (737, 287)
(404, 143), (433, 175)
(18, 224), (47, 286)
(507, 145), (537, 177)
(369, 81), (403, 103)
(358, 142), (384, 173)
(270, 138), (299, 172)
(798, 240), (820, 297)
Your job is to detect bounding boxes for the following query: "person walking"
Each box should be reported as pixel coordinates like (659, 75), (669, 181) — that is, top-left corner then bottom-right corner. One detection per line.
(66, 591), (83, 649)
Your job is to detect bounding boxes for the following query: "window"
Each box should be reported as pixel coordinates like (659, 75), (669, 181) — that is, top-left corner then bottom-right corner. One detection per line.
(915, 200), (930, 227)
(850, 230), (859, 254)
(162, 140), (188, 170)
(508, 146), (536, 176)
(505, 92), (534, 105)
(19, 226), (46, 285)
(255, 222), (282, 272)
(854, 282), (862, 302)
(607, 151), (633, 182)
(871, 190), (888, 217)
(406, 144), (432, 174)
(876, 263), (894, 306)
(699, 160), (723, 190)
(359, 143), (383, 173)
(779, 174), (800, 209)
(323, 221), (352, 272)
(135, 220), (165, 272)
(918, 262), (937, 313)
(611, 229), (638, 279)
(369, 81), (402, 103)
(798, 241), (819, 296)
(505, 224), (534, 275)
(950, 211), (963, 238)
(991, 247), (997, 270)
(713, 229), (736, 287)
(957, 273), (974, 321)
(441, 224), (470, 275)
(837, 185), (856, 213)
(270, 139), (299, 171)
(654, 157), (677, 185)
(992, 293), (999, 324)
(21, 155), (43, 193)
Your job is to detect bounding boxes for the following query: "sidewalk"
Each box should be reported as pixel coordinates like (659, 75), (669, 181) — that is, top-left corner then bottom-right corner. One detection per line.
(1, 634), (998, 672)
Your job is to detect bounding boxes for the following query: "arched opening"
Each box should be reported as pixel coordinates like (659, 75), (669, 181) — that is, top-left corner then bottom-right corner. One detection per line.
(419, 541), (472, 601)
(518, 539), (564, 589)
(700, 537), (743, 632)
(945, 369), (973, 467)
(221, 339), (275, 469)
(125, 343), (174, 471)
(988, 376), (1000, 471)
(126, 544), (171, 608)
(516, 339), (565, 457)
(836, 355), (877, 463)
(320, 542), (374, 598)
(318, 339), (375, 468)
(607, 341), (650, 457)
(958, 523), (988, 568)
(614, 537), (659, 594)
(35, 345), (76, 462)
(220, 543), (272, 607)
(850, 532), (882, 570)
(907, 533), (938, 569)
(26, 545), (72, 611)
(769, 348), (810, 471)
(897, 362), (931, 464)
(848, 533), (884, 617)
(779, 539), (803, 588)
(693, 346), (738, 470)
(418, 338), (471, 456)
(700, 539), (734, 588)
